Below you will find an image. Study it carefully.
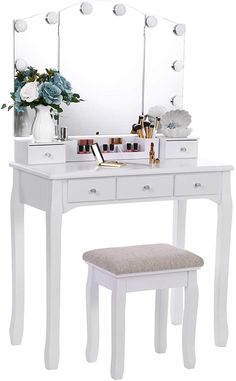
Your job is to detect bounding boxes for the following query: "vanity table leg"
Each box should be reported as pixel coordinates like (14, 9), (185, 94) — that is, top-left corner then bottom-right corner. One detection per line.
(171, 199), (187, 325)
(214, 172), (232, 347)
(44, 181), (63, 370)
(10, 169), (25, 345)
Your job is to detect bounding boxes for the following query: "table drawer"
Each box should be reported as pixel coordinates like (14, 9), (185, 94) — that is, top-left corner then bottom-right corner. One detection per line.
(28, 144), (65, 164)
(68, 178), (116, 203)
(160, 139), (198, 159)
(174, 173), (219, 196)
(117, 175), (173, 200)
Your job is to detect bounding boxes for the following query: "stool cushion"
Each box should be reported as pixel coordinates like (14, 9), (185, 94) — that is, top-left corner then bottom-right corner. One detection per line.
(83, 244), (204, 275)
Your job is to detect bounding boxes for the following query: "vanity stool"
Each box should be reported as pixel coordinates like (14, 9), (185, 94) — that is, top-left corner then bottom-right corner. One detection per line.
(83, 243), (204, 379)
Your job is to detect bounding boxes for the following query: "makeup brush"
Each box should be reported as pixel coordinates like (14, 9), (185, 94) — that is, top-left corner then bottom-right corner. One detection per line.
(134, 124), (144, 138)
(143, 120), (151, 138)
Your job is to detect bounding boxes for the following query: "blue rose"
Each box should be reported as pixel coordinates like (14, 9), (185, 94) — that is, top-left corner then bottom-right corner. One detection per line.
(52, 73), (72, 94)
(40, 82), (63, 105)
(14, 79), (23, 91)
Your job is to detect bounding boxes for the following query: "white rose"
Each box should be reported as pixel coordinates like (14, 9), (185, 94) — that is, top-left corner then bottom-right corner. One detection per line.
(20, 81), (39, 102)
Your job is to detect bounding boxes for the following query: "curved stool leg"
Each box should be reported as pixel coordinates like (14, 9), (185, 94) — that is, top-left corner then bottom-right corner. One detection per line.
(86, 266), (99, 362)
(111, 279), (126, 380)
(155, 288), (169, 353)
(182, 271), (199, 369)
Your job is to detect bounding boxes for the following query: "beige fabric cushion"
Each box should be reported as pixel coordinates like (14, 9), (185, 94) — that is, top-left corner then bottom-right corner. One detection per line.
(83, 243), (204, 275)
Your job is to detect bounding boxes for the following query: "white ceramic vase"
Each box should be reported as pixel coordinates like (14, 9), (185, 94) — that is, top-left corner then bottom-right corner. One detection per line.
(32, 105), (55, 142)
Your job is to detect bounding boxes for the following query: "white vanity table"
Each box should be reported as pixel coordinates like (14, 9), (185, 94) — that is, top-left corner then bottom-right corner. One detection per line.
(10, 158), (232, 369)
(10, 0), (233, 371)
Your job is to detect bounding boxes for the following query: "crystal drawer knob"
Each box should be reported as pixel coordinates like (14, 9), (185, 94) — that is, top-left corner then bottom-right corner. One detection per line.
(44, 152), (52, 158)
(143, 185), (150, 191)
(194, 183), (202, 188)
(180, 147), (187, 152)
(90, 188), (97, 194)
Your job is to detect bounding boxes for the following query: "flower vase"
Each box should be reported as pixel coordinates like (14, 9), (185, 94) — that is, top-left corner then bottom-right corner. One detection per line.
(14, 109), (32, 137)
(32, 105), (55, 142)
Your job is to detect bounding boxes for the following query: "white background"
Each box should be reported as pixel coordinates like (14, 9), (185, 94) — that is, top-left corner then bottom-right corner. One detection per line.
(0, 0), (236, 380)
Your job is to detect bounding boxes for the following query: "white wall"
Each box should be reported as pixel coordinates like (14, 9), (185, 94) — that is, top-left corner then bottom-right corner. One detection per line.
(0, 1), (235, 380)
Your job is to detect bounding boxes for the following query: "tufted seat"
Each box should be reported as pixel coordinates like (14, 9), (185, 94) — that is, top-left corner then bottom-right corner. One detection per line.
(83, 243), (204, 379)
(83, 243), (204, 275)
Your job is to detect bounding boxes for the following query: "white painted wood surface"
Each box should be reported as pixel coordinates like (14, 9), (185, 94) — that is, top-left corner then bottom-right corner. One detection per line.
(85, 264), (200, 378)
(214, 171), (232, 346)
(85, 267), (99, 362)
(10, 169), (25, 345)
(155, 288), (169, 353)
(111, 279), (126, 380)
(171, 199), (186, 325)
(44, 181), (63, 369)
(182, 271), (199, 368)
(9, 159), (233, 368)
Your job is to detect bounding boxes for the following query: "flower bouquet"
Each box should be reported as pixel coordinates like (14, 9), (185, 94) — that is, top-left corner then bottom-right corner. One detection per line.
(2, 67), (82, 141)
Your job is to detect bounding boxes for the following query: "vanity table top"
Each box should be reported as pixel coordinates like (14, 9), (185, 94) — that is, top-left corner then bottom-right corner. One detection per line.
(10, 159), (233, 180)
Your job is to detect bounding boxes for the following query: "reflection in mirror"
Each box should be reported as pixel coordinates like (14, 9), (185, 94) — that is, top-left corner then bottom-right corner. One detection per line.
(14, 13), (58, 71)
(144, 16), (185, 115)
(59, 1), (144, 136)
(14, 13), (59, 136)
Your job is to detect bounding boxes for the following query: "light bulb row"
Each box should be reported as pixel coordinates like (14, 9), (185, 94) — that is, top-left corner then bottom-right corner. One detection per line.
(14, 3), (186, 36)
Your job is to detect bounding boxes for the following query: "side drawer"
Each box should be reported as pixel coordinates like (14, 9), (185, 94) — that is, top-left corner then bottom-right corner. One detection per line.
(161, 139), (198, 159)
(28, 144), (65, 164)
(68, 178), (116, 203)
(174, 173), (219, 196)
(117, 175), (173, 200)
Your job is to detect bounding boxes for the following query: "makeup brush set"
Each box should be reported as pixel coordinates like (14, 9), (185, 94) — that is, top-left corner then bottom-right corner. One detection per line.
(130, 115), (155, 139)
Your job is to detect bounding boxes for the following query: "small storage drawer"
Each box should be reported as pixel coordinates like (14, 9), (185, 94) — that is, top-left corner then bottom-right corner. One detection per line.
(14, 139), (66, 164)
(28, 144), (66, 164)
(174, 173), (219, 196)
(68, 178), (116, 203)
(117, 175), (173, 200)
(160, 138), (198, 159)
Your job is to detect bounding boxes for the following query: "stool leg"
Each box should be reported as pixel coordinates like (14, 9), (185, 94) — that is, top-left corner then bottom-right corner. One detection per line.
(182, 271), (199, 369)
(86, 266), (99, 362)
(111, 279), (126, 380)
(155, 288), (169, 353)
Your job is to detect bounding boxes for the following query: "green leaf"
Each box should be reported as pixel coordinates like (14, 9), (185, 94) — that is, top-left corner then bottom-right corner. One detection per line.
(8, 105), (13, 111)
(1, 104), (7, 109)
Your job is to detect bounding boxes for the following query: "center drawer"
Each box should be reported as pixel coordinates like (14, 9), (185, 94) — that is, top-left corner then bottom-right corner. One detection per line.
(68, 178), (116, 203)
(117, 175), (173, 200)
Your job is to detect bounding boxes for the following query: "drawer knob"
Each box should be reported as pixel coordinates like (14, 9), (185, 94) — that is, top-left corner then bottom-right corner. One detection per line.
(143, 185), (150, 191)
(194, 182), (202, 188)
(180, 147), (187, 152)
(89, 188), (97, 194)
(44, 152), (52, 158)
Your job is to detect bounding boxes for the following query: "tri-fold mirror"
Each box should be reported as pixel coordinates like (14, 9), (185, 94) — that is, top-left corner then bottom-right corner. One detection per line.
(14, 1), (185, 136)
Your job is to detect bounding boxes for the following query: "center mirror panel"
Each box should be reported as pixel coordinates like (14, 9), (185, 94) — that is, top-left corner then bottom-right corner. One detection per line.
(59, 2), (145, 136)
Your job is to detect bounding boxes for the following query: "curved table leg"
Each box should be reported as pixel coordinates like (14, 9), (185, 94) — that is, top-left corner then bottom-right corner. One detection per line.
(214, 172), (232, 346)
(171, 199), (187, 325)
(10, 169), (25, 345)
(44, 181), (63, 369)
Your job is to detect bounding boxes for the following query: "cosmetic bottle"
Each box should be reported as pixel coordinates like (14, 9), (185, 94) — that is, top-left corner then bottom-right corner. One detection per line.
(133, 142), (139, 152)
(78, 145), (85, 154)
(87, 139), (94, 146)
(102, 144), (108, 153)
(110, 143), (114, 152)
(80, 139), (87, 146)
(149, 142), (155, 164)
(127, 143), (132, 152)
